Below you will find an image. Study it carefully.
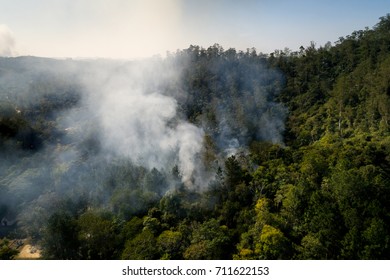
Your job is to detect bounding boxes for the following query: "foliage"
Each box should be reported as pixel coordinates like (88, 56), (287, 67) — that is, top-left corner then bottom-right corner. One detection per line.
(0, 238), (18, 260)
(2, 15), (390, 260)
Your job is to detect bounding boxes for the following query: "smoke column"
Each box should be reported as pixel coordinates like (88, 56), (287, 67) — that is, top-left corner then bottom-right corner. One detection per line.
(79, 59), (205, 186)
(0, 24), (16, 57)
(0, 49), (286, 237)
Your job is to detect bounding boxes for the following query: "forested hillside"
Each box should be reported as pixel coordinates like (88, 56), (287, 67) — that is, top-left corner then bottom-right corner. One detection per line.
(1, 15), (390, 260)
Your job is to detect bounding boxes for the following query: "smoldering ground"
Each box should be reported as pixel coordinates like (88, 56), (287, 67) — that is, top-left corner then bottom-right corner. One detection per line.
(0, 47), (286, 238)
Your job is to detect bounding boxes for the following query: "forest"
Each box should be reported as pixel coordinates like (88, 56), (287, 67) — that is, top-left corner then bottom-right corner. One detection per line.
(1, 15), (390, 260)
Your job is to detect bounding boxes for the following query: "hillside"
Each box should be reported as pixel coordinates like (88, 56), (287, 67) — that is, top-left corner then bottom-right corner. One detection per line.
(1, 15), (390, 260)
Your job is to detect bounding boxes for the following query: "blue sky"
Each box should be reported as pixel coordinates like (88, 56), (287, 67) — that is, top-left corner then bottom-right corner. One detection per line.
(0, 0), (389, 58)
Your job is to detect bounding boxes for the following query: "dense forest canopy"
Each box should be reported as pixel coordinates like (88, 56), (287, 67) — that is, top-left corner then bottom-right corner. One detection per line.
(1, 15), (390, 260)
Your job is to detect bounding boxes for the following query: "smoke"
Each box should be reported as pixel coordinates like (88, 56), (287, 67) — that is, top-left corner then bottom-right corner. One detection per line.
(0, 49), (286, 238)
(0, 24), (16, 57)
(213, 93), (286, 157)
(77, 59), (205, 186)
(178, 47), (286, 157)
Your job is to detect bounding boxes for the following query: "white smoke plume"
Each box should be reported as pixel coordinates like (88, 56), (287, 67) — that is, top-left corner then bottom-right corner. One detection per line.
(79, 59), (205, 187)
(0, 50), (286, 234)
(0, 24), (16, 57)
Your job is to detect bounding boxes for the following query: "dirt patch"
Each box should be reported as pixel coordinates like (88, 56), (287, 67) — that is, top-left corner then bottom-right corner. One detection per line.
(16, 244), (41, 259)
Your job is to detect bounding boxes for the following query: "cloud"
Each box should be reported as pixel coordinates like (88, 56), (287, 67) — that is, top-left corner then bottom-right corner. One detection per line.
(0, 24), (16, 56)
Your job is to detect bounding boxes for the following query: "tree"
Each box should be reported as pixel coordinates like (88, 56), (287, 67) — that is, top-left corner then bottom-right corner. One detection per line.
(298, 233), (328, 259)
(361, 218), (390, 259)
(0, 238), (18, 260)
(183, 219), (231, 259)
(254, 225), (292, 259)
(121, 216), (143, 241)
(157, 230), (183, 259)
(77, 211), (122, 259)
(41, 212), (79, 259)
(224, 155), (244, 187)
(122, 229), (158, 260)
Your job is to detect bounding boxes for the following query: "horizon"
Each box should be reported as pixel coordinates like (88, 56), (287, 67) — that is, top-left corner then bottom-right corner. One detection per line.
(0, 0), (390, 59)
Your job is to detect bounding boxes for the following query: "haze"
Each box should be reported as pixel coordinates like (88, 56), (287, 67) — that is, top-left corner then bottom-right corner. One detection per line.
(0, 0), (389, 59)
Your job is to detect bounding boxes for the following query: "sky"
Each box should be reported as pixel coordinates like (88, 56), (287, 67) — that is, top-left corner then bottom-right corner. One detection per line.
(0, 0), (389, 59)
